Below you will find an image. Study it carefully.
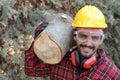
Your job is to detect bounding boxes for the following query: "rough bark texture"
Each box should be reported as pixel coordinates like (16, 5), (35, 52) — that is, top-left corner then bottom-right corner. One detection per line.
(33, 13), (74, 64)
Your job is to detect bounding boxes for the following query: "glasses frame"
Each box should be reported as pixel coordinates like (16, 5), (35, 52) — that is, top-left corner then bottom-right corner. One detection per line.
(75, 30), (105, 44)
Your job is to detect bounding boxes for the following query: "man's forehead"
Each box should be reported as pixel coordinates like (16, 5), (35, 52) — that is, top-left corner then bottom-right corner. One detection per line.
(75, 28), (103, 32)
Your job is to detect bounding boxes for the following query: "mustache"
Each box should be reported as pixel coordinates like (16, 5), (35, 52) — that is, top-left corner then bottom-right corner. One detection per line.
(80, 44), (95, 50)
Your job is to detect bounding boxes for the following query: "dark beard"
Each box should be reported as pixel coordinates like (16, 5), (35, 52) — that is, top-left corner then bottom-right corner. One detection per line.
(78, 44), (95, 58)
(80, 44), (95, 50)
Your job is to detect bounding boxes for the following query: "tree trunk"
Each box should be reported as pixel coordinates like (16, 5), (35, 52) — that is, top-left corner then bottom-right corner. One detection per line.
(33, 13), (74, 64)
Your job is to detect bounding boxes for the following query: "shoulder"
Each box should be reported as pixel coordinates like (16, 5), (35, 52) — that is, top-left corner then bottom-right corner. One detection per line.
(90, 48), (120, 79)
(59, 52), (71, 64)
(52, 52), (73, 70)
(95, 53), (120, 79)
(97, 60), (120, 79)
(90, 58), (120, 79)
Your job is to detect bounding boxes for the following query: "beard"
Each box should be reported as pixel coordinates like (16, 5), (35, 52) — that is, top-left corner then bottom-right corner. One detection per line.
(80, 44), (95, 50)
(78, 44), (96, 58)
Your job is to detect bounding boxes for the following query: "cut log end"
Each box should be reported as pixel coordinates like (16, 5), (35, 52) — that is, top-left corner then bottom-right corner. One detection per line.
(33, 31), (62, 64)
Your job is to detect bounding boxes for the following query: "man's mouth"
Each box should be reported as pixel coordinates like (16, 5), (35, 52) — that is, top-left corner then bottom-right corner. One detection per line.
(80, 44), (95, 50)
(79, 44), (95, 57)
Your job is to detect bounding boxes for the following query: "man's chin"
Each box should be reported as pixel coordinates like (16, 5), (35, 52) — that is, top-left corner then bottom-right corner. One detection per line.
(79, 49), (93, 57)
(81, 52), (92, 58)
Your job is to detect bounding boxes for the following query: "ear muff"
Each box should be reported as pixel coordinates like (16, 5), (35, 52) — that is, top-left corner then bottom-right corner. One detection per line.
(71, 50), (97, 69)
(83, 56), (97, 69)
(71, 50), (80, 67)
(71, 52), (76, 67)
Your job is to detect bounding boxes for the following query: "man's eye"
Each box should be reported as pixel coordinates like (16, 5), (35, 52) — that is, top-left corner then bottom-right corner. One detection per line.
(79, 34), (88, 39)
(92, 36), (100, 40)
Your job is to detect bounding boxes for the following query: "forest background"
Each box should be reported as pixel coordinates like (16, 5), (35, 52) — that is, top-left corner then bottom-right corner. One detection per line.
(0, 0), (120, 80)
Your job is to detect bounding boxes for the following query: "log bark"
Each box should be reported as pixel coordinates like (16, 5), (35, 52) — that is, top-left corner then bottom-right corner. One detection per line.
(33, 13), (74, 64)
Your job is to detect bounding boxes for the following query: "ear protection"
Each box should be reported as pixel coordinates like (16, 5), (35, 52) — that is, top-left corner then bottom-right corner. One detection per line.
(71, 50), (97, 69)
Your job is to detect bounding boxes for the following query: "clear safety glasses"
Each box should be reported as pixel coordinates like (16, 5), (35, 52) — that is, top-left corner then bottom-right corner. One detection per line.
(75, 30), (104, 44)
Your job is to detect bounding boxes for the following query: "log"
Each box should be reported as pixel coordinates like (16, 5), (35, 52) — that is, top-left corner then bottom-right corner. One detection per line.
(33, 13), (74, 64)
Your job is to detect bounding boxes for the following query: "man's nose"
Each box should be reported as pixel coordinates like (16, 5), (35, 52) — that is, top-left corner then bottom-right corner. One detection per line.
(84, 38), (93, 45)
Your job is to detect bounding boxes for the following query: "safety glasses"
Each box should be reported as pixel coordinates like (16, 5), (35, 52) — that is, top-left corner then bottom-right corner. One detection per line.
(75, 30), (104, 44)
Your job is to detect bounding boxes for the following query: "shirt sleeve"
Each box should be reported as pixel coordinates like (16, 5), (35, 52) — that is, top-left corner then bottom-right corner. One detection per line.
(108, 63), (120, 79)
(24, 42), (51, 77)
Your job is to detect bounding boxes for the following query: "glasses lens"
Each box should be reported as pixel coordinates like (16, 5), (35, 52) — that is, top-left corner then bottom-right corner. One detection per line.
(78, 33), (88, 41)
(91, 33), (103, 43)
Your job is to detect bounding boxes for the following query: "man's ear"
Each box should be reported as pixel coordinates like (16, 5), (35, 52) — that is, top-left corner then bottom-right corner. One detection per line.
(73, 31), (77, 41)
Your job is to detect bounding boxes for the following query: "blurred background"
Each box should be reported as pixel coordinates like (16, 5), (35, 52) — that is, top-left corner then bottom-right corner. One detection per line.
(0, 0), (120, 80)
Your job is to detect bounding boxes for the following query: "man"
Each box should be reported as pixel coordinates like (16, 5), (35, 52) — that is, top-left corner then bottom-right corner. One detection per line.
(25, 5), (120, 79)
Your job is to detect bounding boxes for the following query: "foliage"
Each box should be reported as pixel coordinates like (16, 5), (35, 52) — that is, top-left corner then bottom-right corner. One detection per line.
(0, 0), (120, 80)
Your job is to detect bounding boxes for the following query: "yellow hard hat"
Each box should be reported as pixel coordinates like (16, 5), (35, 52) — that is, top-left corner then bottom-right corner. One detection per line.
(72, 5), (108, 29)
